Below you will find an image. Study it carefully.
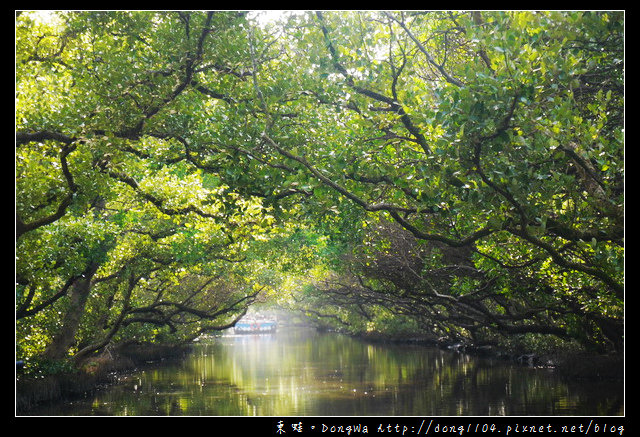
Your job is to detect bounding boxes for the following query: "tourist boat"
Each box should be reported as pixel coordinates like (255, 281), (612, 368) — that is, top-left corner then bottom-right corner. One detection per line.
(234, 319), (277, 334)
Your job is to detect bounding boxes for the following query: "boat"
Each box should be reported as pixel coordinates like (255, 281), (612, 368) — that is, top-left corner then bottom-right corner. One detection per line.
(234, 318), (277, 334)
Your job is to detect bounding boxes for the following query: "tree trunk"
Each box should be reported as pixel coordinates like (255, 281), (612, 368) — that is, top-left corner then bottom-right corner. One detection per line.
(43, 262), (99, 361)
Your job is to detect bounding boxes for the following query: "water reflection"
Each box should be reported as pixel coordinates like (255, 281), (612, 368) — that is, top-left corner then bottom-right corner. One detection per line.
(30, 328), (623, 416)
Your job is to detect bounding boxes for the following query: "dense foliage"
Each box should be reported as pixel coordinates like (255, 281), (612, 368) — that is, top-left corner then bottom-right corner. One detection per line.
(16, 11), (623, 373)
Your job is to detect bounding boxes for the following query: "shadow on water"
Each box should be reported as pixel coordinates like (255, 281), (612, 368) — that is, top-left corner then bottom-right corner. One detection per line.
(24, 328), (623, 416)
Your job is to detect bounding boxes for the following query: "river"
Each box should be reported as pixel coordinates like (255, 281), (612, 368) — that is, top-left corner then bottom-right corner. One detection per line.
(27, 328), (623, 416)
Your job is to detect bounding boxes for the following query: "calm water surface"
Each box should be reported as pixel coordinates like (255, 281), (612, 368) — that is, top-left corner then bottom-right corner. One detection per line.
(29, 329), (623, 416)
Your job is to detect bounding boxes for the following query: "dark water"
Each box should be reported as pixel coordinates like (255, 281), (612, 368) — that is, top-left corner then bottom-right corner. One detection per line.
(28, 329), (623, 416)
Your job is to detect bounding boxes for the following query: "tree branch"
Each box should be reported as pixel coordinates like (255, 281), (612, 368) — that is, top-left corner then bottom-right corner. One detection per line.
(384, 12), (464, 87)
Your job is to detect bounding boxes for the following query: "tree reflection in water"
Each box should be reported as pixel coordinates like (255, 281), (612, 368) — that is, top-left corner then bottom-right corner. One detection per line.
(30, 329), (623, 416)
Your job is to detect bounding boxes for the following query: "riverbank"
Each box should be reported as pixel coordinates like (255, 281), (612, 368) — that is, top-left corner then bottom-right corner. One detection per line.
(16, 342), (191, 415)
(354, 331), (624, 381)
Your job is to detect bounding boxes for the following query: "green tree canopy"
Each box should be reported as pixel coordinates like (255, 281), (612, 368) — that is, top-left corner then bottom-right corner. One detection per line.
(16, 11), (623, 371)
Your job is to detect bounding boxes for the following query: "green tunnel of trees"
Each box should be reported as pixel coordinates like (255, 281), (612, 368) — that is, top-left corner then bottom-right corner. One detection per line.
(16, 11), (623, 372)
